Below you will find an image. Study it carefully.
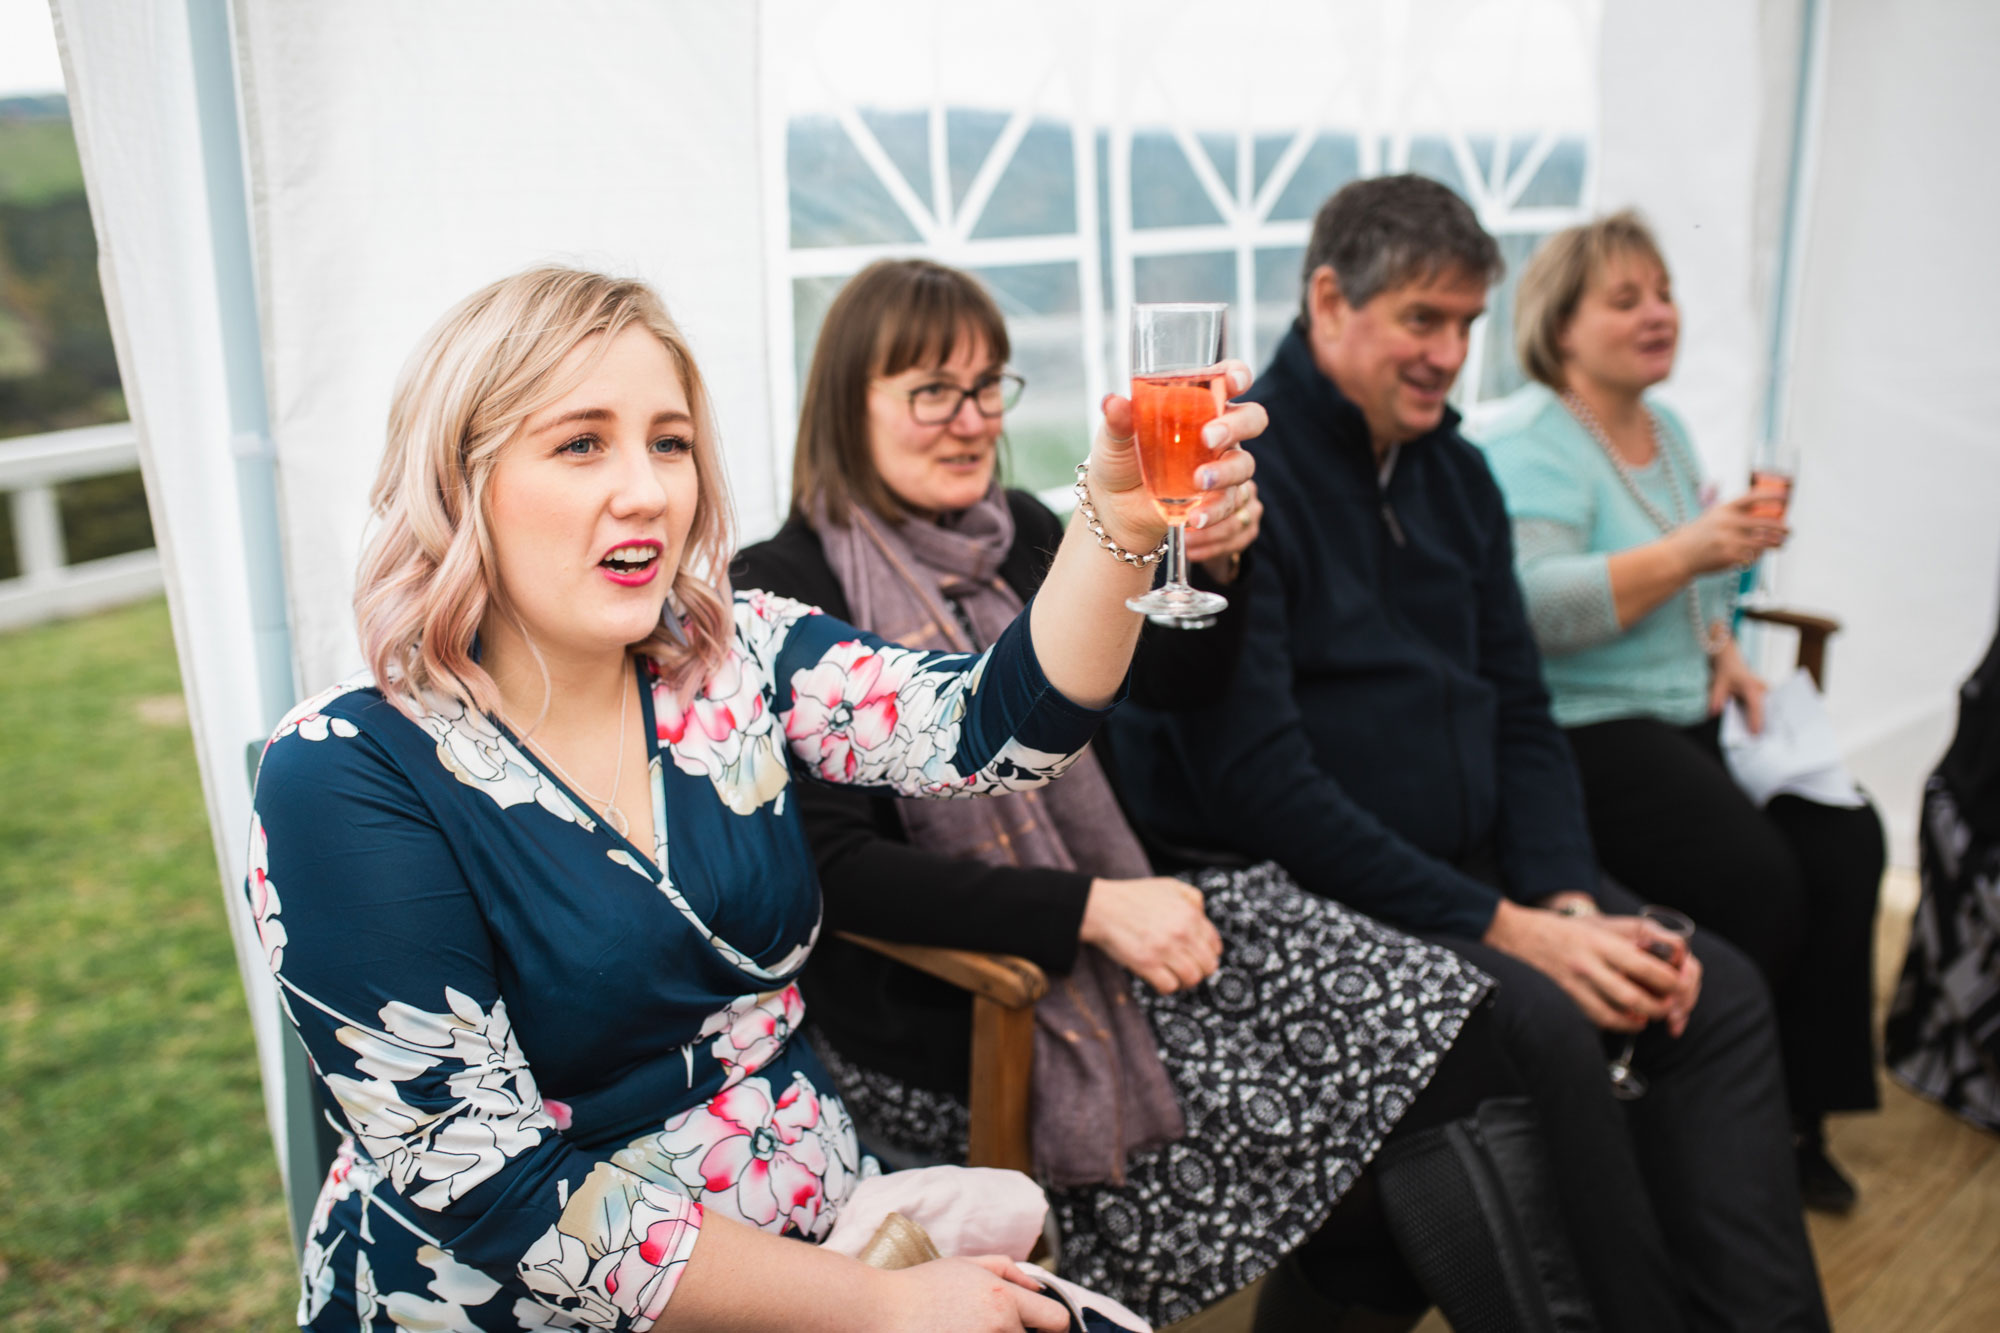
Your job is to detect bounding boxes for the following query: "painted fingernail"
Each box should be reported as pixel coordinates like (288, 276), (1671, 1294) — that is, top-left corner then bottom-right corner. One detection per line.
(1196, 467), (1218, 489)
(1230, 367), (1251, 392)
(1192, 511), (1209, 529)
(1202, 420), (1229, 449)
(1100, 393), (1118, 414)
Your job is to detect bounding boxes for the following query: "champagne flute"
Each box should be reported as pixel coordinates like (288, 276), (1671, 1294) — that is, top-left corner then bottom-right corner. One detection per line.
(1125, 302), (1230, 621)
(1747, 439), (1799, 522)
(1606, 905), (1695, 1101)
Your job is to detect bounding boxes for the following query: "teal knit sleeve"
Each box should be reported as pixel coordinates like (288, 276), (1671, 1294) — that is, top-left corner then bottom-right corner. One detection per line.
(1482, 413), (1622, 656)
(1513, 518), (1623, 656)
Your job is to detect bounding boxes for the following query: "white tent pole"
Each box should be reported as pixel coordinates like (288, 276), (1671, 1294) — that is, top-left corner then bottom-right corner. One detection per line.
(185, 0), (314, 1256)
(1760, 0), (1828, 453)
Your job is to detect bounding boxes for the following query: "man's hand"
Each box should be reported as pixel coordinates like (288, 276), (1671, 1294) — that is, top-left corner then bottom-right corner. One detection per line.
(1079, 876), (1222, 994)
(1483, 898), (1682, 1032)
(1593, 914), (1705, 1037)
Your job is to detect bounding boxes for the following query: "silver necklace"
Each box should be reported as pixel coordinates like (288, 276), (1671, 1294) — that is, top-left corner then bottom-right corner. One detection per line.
(507, 666), (632, 839)
(1561, 391), (1723, 655)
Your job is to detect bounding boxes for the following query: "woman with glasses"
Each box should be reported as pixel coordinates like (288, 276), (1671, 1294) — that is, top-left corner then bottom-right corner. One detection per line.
(735, 258), (1597, 1332)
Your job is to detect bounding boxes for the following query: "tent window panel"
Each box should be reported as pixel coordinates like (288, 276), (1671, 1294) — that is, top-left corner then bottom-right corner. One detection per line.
(1131, 132), (1225, 229)
(974, 264), (1085, 497)
(1515, 137), (1589, 209)
(970, 121), (1077, 241)
(787, 115), (924, 248)
(1266, 133), (1363, 222)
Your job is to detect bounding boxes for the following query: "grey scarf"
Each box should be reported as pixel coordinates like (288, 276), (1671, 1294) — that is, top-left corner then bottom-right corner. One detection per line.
(809, 486), (1185, 1186)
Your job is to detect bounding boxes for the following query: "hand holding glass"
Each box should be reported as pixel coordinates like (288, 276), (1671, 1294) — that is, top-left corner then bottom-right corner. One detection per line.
(1126, 303), (1230, 621)
(1606, 906), (1695, 1101)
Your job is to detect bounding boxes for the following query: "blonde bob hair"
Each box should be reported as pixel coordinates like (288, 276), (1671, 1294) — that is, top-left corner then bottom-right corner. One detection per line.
(1514, 209), (1670, 389)
(355, 266), (734, 717)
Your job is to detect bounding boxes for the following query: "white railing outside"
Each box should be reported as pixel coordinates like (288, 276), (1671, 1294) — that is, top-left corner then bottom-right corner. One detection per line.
(0, 421), (163, 631)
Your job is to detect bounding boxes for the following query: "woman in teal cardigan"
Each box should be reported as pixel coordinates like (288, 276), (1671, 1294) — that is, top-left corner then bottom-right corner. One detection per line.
(1474, 211), (1884, 1213)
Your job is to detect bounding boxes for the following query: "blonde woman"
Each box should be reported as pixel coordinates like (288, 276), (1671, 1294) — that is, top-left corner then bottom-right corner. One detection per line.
(1475, 212), (1884, 1213)
(246, 266), (1261, 1331)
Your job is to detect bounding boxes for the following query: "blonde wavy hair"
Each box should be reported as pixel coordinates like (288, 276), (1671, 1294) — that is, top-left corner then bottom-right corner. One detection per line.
(1514, 209), (1669, 390)
(354, 267), (735, 717)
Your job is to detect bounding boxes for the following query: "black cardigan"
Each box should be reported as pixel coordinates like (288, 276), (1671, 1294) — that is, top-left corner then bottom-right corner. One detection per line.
(730, 490), (1245, 1092)
(1105, 322), (1600, 940)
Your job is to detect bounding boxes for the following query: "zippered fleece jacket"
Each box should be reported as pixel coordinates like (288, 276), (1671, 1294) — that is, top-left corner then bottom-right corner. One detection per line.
(1105, 320), (1600, 940)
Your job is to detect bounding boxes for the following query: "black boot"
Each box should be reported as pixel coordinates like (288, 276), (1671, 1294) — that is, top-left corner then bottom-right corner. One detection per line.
(1251, 1253), (1427, 1333)
(1374, 1096), (1599, 1333)
(1794, 1115), (1859, 1214)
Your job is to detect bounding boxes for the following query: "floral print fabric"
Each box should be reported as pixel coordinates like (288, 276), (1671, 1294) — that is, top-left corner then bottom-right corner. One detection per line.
(251, 592), (1105, 1331)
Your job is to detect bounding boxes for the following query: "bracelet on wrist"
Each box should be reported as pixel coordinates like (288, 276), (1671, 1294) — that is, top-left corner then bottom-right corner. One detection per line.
(1074, 463), (1168, 568)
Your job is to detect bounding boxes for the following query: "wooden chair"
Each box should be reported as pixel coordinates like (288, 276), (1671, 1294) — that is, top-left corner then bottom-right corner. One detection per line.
(1742, 606), (1840, 688)
(836, 932), (1046, 1174)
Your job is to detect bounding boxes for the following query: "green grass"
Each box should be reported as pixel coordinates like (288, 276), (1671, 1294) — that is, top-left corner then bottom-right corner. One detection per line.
(0, 120), (85, 209)
(0, 599), (296, 1330)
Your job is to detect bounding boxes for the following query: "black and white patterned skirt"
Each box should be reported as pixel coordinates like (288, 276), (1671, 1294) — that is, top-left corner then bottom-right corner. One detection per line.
(815, 862), (1490, 1326)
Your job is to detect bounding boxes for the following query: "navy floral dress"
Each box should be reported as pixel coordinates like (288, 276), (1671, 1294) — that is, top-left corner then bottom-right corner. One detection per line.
(246, 590), (1108, 1331)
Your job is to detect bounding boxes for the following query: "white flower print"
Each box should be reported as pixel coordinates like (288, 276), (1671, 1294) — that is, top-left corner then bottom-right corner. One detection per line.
(244, 813), (287, 972)
(517, 1164), (702, 1329)
(354, 1251), (381, 1328)
(698, 985), (804, 1089)
(315, 988), (556, 1211)
(297, 1230), (342, 1325)
(265, 681), (363, 755)
(657, 647), (790, 817)
(382, 1243), (503, 1329)
(409, 693), (595, 829)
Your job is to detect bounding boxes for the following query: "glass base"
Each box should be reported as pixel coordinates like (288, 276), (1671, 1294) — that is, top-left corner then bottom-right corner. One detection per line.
(1607, 1063), (1647, 1101)
(1128, 584), (1227, 619)
(1149, 612), (1217, 630)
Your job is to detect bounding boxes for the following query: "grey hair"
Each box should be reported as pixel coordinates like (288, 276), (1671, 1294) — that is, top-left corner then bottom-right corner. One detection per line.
(1300, 174), (1504, 315)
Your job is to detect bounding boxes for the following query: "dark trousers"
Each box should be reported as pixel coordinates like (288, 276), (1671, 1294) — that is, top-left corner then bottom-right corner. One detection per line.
(1287, 1000), (1521, 1312)
(1566, 715), (1885, 1118)
(1429, 880), (1830, 1333)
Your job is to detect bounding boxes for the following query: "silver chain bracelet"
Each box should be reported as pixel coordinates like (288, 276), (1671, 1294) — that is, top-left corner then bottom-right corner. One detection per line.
(1074, 463), (1168, 568)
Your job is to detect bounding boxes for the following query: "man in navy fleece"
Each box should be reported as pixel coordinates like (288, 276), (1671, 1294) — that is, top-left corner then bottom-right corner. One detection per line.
(1107, 175), (1829, 1332)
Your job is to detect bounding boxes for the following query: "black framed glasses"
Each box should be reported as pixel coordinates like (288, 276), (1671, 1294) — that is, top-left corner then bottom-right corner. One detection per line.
(905, 372), (1025, 425)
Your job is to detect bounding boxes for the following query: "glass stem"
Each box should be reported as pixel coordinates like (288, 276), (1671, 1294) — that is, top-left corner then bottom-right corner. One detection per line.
(1165, 523), (1191, 589)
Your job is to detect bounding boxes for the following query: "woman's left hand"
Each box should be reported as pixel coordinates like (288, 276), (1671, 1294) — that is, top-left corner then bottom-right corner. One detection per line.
(1707, 635), (1768, 733)
(1084, 361), (1265, 557)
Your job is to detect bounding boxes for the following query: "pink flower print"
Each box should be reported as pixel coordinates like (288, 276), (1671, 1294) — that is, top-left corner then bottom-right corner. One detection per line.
(694, 1078), (829, 1232)
(543, 1099), (573, 1131)
(658, 649), (763, 749)
(701, 986), (804, 1088)
(785, 643), (907, 783)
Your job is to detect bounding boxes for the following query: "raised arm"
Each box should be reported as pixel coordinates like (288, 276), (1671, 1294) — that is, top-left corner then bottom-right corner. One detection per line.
(1027, 368), (1262, 708)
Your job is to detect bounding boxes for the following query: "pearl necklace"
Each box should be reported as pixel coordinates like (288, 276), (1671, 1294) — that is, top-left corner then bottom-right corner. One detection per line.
(506, 665), (632, 839)
(1560, 391), (1726, 656)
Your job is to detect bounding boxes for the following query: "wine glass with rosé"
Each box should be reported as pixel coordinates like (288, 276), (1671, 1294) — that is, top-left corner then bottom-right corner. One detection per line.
(1607, 905), (1696, 1101)
(1747, 439), (1799, 521)
(1125, 302), (1230, 621)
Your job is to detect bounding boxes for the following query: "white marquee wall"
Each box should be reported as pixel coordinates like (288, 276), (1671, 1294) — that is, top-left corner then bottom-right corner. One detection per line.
(1775, 0), (2000, 861)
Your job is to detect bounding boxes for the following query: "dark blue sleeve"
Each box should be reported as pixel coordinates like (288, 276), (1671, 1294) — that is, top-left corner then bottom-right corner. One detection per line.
(1462, 459), (1602, 902)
